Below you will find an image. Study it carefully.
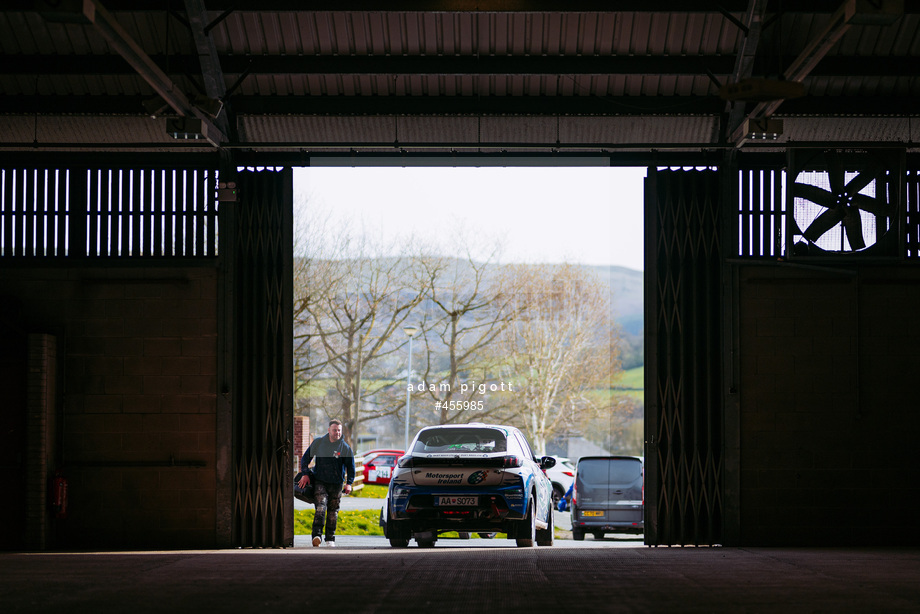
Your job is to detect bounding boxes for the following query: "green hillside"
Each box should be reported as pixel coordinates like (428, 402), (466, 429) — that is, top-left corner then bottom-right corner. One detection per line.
(617, 366), (643, 390)
(613, 365), (644, 403)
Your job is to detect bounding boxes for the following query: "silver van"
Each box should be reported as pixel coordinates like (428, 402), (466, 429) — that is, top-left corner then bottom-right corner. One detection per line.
(570, 456), (643, 540)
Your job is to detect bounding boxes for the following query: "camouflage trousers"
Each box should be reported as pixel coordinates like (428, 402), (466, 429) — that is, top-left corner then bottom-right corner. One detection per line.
(312, 481), (344, 540)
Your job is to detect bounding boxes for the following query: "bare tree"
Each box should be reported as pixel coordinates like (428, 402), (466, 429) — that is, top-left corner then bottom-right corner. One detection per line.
(293, 210), (424, 445)
(293, 205), (618, 451)
(412, 244), (523, 425)
(490, 263), (620, 454)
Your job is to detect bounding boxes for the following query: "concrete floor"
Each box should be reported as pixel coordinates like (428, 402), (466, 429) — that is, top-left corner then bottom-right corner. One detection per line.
(2, 541), (919, 613)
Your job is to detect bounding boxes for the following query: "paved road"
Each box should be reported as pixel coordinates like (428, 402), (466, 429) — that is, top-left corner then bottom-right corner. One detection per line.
(294, 533), (644, 548)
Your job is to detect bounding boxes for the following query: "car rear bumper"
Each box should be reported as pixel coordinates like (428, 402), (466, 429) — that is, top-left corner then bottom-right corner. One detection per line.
(572, 519), (644, 533)
(390, 485), (529, 524)
(572, 506), (644, 533)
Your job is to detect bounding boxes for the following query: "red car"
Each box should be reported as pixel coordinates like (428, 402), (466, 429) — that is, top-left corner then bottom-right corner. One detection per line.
(361, 449), (405, 486)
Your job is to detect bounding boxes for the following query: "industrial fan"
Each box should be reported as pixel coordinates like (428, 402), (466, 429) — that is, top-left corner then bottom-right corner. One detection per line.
(786, 149), (903, 257)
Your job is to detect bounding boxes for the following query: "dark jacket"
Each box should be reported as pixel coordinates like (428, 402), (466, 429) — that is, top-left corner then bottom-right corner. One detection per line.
(301, 434), (356, 485)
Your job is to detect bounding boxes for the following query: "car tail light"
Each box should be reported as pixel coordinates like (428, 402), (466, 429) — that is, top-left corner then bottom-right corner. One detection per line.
(562, 471), (574, 477)
(572, 483), (577, 507)
(397, 456), (413, 468)
(502, 455), (523, 468)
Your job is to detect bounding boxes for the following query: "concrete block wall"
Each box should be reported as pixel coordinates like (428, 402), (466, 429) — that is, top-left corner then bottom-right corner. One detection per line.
(0, 265), (219, 549)
(739, 265), (920, 546)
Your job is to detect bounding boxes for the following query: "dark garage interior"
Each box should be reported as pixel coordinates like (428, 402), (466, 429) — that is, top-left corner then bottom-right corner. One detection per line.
(1, 1), (920, 611)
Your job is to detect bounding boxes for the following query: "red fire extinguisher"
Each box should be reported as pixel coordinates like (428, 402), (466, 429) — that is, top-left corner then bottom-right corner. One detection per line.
(50, 471), (68, 519)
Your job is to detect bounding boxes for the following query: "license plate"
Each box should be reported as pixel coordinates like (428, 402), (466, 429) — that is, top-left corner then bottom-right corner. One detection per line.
(436, 496), (478, 506)
(581, 510), (604, 517)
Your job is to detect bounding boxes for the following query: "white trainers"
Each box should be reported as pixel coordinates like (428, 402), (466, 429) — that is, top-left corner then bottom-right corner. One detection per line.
(312, 536), (322, 547)
(323, 540), (336, 548)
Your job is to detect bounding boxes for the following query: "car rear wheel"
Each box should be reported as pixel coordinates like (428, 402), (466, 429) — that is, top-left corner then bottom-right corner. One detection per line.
(536, 503), (554, 547)
(386, 516), (411, 543)
(572, 529), (585, 541)
(416, 538), (436, 548)
(515, 501), (536, 547)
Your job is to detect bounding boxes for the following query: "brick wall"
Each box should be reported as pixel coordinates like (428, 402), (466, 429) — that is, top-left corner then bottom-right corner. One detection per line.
(1, 265), (219, 549)
(739, 265), (920, 546)
(293, 415), (311, 468)
(25, 334), (56, 550)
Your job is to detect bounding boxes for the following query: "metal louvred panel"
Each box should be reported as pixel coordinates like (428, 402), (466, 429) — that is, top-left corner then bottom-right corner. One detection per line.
(909, 170), (920, 259)
(230, 167), (294, 548)
(645, 168), (724, 546)
(0, 167), (218, 259)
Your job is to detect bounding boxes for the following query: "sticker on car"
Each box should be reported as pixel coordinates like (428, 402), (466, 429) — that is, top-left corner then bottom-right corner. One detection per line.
(412, 468), (503, 486)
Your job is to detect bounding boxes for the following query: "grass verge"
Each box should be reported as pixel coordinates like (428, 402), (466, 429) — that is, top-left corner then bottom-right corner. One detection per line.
(349, 484), (388, 498)
(294, 508), (383, 536)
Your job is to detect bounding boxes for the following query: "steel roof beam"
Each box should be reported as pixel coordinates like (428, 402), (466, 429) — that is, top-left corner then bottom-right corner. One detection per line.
(723, 0), (770, 143)
(0, 54), (736, 76)
(74, 0), (225, 146)
(18, 1), (920, 12)
(4, 1), (758, 13)
(13, 0), (920, 11)
(183, 0), (235, 143)
(184, 0), (226, 102)
(17, 1), (920, 12)
(5, 54), (917, 78)
(3, 93), (917, 117)
(731, 0), (905, 145)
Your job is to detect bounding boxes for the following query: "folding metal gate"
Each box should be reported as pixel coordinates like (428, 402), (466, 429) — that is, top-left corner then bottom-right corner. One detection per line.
(644, 168), (724, 546)
(225, 168), (294, 548)
(2, 160), (294, 549)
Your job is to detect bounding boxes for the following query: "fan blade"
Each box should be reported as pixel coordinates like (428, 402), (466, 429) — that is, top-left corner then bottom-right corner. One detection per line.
(825, 150), (846, 196)
(802, 207), (844, 243)
(852, 193), (894, 218)
(845, 161), (885, 197)
(792, 183), (835, 209)
(842, 211), (866, 251)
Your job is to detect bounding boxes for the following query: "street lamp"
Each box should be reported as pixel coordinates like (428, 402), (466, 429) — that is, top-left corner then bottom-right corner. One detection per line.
(403, 325), (418, 450)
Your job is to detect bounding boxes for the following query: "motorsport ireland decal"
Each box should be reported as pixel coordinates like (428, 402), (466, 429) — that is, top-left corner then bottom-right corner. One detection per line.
(413, 468), (503, 486)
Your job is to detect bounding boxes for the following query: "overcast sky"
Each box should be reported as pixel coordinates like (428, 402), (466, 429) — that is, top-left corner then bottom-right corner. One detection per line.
(293, 165), (646, 271)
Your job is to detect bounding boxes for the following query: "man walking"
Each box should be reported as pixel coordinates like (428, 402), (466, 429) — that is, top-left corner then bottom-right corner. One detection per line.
(298, 419), (355, 547)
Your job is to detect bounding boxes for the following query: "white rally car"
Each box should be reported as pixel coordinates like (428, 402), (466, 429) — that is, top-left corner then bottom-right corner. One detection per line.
(384, 423), (556, 548)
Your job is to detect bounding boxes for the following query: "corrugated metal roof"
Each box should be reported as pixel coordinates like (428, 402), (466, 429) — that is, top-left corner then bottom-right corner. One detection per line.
(0, 4), (917, 152)
(208, 11), (746, 57)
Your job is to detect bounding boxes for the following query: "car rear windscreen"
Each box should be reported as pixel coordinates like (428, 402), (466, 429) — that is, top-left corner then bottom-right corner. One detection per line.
(412, 428), (508, 453)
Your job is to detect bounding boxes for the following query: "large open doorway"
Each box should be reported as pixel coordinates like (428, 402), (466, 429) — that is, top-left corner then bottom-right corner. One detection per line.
(289, 160), (647, 544)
